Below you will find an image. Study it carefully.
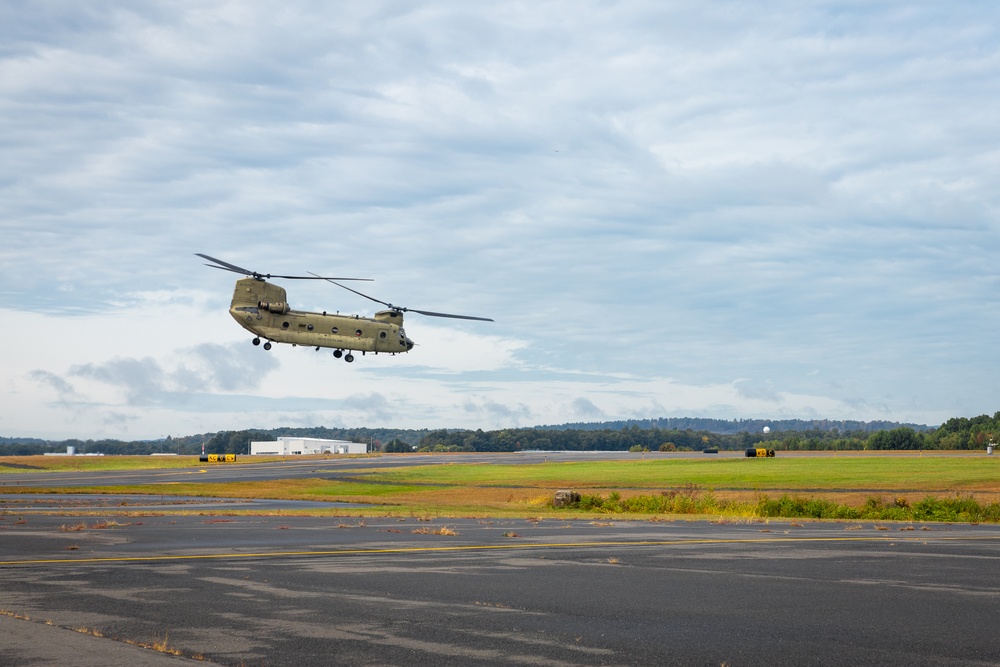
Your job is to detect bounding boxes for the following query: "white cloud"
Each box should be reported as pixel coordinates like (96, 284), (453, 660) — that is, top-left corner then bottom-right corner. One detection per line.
(1, 1), (998, 439)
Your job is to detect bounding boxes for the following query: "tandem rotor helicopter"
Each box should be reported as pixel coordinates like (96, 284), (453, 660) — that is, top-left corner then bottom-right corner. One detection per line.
(197, 253), (493, 362)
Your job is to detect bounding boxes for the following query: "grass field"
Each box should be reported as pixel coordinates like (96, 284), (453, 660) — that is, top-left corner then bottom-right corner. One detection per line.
(363, 456), (1000, 492)
(2, 453), (998, 522)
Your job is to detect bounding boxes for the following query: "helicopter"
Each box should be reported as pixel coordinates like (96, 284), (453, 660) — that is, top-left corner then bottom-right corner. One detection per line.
(197, 254), (493, 362)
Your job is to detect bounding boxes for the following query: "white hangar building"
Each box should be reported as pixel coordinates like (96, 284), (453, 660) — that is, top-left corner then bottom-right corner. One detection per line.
(249, 437), (367, 456)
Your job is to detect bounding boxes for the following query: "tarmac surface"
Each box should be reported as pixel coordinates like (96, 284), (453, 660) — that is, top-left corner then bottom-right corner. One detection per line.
(1, 456), (999, 666)
(0, 451), (710, 489)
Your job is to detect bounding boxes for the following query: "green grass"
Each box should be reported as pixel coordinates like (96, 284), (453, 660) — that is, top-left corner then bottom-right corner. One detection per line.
(3, 453), (999, 522)
(362, 456), (1000, 492)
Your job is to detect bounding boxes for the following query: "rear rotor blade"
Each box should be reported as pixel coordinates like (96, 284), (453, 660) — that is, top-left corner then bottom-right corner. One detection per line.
(197, 254), (371, 281)
(196, 253), (255, 276)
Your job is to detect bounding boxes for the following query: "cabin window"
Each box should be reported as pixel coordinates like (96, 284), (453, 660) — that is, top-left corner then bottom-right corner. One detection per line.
(331, 327), (339, 334)
(355, 329), (363, 336)
(379, 331), (387, 339)
(307, 324), (314, 331)
(282, 322), (289, 329)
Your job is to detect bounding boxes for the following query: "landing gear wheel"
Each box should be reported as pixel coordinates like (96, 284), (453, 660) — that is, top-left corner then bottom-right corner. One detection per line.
(252, 337), (261, 346)
(333, 349), (343, 358)
(263, 341), (272, 350)
(344, 353), (354, 363)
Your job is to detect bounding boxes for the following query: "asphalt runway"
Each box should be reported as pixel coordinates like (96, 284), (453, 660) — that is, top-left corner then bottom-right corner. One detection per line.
(2, 492), (1000, 666)
(2, 455), (999, 666)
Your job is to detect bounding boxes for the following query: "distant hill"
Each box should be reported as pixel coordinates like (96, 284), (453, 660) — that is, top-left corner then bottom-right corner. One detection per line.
(534, 417), (932, 434)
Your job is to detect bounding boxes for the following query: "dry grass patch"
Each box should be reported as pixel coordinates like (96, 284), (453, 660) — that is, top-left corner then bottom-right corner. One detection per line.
(412, 526), (458, 536)
(59, 519), (132, 533)
(146, 633), (184, 656)
(74, 626), (104, 638)
(387, 485), (546, 509)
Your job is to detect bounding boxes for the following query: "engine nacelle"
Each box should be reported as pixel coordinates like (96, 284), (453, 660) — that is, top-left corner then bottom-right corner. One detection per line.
(259, 301), (290, 314)
(375, 309), (404, 324)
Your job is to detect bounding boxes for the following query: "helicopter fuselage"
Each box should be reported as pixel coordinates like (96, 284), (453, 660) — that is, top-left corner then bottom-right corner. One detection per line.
(229, 277), (413, 355)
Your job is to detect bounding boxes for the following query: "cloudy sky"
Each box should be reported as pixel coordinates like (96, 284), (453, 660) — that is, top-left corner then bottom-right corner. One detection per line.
(3, 2), (998, 440)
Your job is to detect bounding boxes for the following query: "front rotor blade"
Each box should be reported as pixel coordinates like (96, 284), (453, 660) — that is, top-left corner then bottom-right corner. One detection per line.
(310, 273), (391, 307)
(310, 273), (493, 321)
(406, 308), (494, 322)
(271, 274), (373, 281)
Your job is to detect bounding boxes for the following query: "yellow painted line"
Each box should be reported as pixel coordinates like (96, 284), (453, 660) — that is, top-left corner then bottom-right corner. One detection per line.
(2, 534), (998, 567)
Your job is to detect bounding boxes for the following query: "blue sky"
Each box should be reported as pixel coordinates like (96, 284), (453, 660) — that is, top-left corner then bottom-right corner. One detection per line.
(2, 2), (998, 440)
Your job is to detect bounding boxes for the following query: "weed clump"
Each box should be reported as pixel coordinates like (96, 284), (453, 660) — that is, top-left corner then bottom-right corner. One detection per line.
(569, 486), (732, 515)
(555, 488), (1000, 524)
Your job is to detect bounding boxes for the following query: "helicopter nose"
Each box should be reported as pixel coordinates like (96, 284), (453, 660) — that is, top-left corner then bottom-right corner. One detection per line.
(406, 338), (414, 350)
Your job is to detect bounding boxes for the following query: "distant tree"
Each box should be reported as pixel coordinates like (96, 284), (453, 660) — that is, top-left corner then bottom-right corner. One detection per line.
(382, 439), (412, 453)
(866, 427), (922, 450)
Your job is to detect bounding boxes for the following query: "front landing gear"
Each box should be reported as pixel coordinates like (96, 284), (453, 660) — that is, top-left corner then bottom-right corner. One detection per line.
(333, 349), (354, 362)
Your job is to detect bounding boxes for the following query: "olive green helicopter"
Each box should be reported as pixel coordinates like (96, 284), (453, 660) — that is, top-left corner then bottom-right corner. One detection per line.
(197, 253), (493, 362)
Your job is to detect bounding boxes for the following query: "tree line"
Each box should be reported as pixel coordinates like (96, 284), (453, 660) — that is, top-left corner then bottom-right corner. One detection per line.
(1, 413), (997, 455)
(404, 413), (998, 452)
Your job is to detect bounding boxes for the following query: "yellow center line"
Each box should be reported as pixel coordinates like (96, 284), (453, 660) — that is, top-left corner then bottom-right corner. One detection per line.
(2, 534), (997, 566)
